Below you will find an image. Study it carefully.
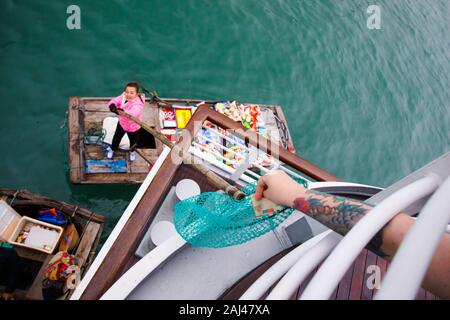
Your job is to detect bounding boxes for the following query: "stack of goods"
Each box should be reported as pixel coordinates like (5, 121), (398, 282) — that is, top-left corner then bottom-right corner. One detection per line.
(159, 107), (178, 142)
(214, 101), (267, 137)
(194, 102), (275, 171)
(159, 105), (197, 142)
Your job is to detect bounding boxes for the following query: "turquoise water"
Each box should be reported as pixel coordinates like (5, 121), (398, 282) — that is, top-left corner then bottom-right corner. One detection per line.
(1, 0), (449, 243)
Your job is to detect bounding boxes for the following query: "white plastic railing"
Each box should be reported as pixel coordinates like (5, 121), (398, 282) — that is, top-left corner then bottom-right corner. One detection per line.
(300, 174), (442, 300)
(411, 217), (450, 234)
(375, 175), (450, 299)
(240, 230), (333, 300)
(100, 233), (187, 300)
(266, 231), (342, 300)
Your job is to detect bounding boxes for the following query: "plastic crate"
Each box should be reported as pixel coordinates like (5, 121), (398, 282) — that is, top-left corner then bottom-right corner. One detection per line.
(9, 216), (63, 254)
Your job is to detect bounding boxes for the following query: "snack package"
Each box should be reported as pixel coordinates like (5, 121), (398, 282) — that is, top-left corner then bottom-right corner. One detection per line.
(174, 107), (192, 129)
(250, 194), (284, 218)
(160, 107), (177, 128)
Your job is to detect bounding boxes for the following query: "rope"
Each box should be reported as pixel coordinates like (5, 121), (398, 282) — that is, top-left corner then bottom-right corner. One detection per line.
(10, 189), (23, 206)
(60, 110), (69, 129)
(71, 206), (78, 218)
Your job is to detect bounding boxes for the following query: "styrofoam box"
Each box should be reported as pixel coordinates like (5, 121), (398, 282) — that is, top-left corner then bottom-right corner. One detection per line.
(9, 216), (64, 254)
(0, 200), (21, 242)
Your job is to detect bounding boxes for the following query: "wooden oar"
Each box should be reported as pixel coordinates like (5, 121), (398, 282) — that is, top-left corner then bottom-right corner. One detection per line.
(117, 109), (245, 200)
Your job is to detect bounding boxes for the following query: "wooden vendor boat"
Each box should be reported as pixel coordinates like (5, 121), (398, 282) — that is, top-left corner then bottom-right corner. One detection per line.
(0, 188), (105, 300)
(70, 106), (447, 300)
(68, 96), (295, 184)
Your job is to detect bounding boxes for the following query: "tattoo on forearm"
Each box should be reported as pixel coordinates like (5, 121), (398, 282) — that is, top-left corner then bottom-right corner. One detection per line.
(293, 189), (387, 257)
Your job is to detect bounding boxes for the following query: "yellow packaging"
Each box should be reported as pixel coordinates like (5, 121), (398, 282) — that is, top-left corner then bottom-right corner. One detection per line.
(175, 108), (192, 129)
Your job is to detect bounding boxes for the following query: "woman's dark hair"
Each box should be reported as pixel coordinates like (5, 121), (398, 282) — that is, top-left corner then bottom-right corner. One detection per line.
(124, 82), (140, 93)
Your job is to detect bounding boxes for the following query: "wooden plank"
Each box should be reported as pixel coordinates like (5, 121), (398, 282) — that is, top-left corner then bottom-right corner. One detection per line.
(83, 101), (157, 113)
(68, 97), (83, 183)
(296, 266), (319, 299)
(74, 222), (101, 270)
(83, 173), (148, 184)
(349, 249), (368, 300)
(374, 255), (387, 298)
(361, 250), (378, 300)
(336, 263), (355, 300)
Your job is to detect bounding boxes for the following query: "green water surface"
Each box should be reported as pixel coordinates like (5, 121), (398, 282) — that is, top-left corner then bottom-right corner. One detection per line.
(0, 0), (449, 243)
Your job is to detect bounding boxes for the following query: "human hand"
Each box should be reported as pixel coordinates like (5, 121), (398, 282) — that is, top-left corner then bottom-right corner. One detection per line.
(2, 292), (14, 300)
(255, 170), (306, 207)
(109, 103), (118, 114)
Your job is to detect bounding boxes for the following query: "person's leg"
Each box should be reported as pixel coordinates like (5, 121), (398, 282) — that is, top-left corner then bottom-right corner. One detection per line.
(111, 122), (126, 151)
(127, 130), (140, 151)
(127, 130), (140, 161)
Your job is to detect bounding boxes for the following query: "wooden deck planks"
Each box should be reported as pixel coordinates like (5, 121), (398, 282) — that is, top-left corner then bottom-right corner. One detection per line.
(361, 250), (378, 300)
(374, 254), (387, 298)
(68, 97), (83, 183)
(349, 249), (368, 300)
(74, 222), (102, 269)
(295, 266), (319, 299)
(335, 263), (356, 300)
(71, 98), (163, 184)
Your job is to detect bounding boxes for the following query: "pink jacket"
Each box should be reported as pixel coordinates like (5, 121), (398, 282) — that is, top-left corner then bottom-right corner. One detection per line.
(108, 93), (145, 132)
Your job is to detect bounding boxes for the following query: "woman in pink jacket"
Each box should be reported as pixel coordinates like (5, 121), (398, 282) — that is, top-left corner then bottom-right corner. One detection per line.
(106, 82), (145, 161)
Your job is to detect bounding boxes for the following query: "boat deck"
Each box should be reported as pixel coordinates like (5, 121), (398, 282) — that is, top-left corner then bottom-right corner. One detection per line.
(221, 246), (439, 300)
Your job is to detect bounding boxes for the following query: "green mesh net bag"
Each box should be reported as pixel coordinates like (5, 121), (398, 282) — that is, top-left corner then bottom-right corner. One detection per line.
(174, 178), (308, 248)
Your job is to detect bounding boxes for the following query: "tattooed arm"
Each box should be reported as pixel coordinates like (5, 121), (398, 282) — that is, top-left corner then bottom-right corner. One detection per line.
(255, 170), (450, 298)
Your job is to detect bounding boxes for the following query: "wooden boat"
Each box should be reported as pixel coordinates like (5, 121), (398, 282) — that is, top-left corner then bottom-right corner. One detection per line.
(68, 96), (296, 184)
(69, 106), (446, 300)
(0, 188), (105, 300)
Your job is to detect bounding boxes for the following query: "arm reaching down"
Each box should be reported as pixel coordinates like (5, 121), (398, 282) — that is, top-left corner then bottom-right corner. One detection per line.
(255, 170), (450, 298)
